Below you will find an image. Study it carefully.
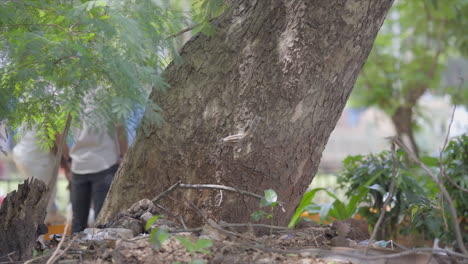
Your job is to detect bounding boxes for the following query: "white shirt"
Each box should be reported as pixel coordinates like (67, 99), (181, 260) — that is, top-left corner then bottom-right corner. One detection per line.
(12, 127), (55, 179)
(70, 121), (120, 174)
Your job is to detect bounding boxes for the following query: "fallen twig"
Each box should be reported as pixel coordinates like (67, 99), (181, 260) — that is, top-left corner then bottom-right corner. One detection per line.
(218, 222), (325, 232)
(207, 219), (242, 238)
(0, 252), (16, 263)
(359, 248), (468, 261)
(179, 216), (188, 230)
(153, 182), (284, 204)
(23, 251), (53, 264)
(183, 197), (208, 221)
(220, 223), (293, 230)
(366, 140), (398, 254)
(393, 137), (468, 255)
(48, 239), (74, 264)
(153, 203), (186, 227)
(180, 197), (245, 239)
(127, 234), (150, 241)
(152, 181), (181, 204)
(251, 243), (468, 261)
(168, 222), (326, 234)
(46, 211), (72, 264)
(5, 252), (14, 262)
(177, 183), (276, 203)
(169, 228), (203, 233)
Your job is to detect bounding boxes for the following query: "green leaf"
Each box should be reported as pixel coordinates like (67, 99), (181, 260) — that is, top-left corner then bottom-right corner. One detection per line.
(303, 204), (321, 214)
(346, 187), (371, 217)
(367, 184), (386, 194)
(259, 189), (278, 207)
(149, 227), (169, 249)
(322, 188), (340, 200)
(145, 215), (160, 231)
(149, 228), (158, 247)
(259, 198), (269, 207)
(264, 189), (277, 203)
(329, 199), (347, 220)
(176, 236), (196, 254)
(319, 202), (333, 224)
(156, 229), (169, 246)
(288, 188), (327, 228)
(190, 260), (206, 264)
(251, 210), (266, 222)
(196, 239), (213, 250)
(420, 156), (439, 167)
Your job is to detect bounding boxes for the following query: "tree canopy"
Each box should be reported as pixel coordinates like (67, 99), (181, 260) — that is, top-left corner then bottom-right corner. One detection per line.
(0, 0), (224, 148)
(349, 0), (467, 153)
(352, 0), (467, 111)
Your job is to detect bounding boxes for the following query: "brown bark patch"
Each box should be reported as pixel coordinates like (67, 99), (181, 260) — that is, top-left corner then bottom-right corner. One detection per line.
(0, 178), (48, 261)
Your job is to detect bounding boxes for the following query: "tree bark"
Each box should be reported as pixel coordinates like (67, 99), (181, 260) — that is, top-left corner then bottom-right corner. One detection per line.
(391, 106), (419, 157)
(0, 179), (48, 261)
(98, 0), (394, 227)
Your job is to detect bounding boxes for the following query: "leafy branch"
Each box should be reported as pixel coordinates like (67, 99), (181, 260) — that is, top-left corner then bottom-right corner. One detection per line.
(0, 23), (72, 34)
(439, 80), (468, 194)
(393, 136), (467, 255)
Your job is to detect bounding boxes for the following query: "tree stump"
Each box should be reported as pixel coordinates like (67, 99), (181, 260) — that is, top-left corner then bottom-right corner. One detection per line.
(0, 178), (48, 261)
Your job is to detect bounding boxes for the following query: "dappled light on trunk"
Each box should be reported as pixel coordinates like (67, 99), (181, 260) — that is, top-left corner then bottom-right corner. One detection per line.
(98, 0), (394, 227)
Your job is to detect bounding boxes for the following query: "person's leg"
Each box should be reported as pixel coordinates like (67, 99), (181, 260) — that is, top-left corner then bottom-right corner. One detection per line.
(71, 174), (92, 233)
(91, 165), (117, 219)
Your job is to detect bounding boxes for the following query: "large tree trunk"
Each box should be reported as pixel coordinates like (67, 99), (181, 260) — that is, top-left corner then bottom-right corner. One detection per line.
(98, 0), (394, 227)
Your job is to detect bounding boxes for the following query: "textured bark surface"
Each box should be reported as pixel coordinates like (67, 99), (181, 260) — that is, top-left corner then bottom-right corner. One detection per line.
(0, 179), (48, 261)
(98, 0), (394, 226)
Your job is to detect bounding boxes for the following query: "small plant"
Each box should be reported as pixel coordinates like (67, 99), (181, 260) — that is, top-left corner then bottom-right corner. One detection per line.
(441, 134), (467, 220)
(290, 134), (467, 246)
(33, 248), (50, 257)
(338, 150), (438, 240)
(175, 236), (213, 264)
(145, 214), (213, 263)
(175, 236), (213, 255)
(251, 189), (278, 222)
(145, 215), (170, 249)
(288, 173), (379, 228)
(415, 133), (468, 245)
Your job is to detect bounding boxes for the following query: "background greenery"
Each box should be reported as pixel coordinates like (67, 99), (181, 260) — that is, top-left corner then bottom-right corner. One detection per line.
(0, 0), (225, 148)
(349, 0), (467, 155)
(293, 133), (467, 248)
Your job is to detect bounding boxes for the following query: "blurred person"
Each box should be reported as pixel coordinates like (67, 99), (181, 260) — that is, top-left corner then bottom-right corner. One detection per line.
(64, 117), (127, 233)
(12, 125), (71, 225)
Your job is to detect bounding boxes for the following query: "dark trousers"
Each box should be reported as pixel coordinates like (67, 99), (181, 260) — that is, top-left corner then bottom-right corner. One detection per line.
(71, 164), (118, 233)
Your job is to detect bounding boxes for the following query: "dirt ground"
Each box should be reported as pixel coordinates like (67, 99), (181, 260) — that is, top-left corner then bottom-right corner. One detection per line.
(19, 198), (466, 264)
(27, 224), (465, 264)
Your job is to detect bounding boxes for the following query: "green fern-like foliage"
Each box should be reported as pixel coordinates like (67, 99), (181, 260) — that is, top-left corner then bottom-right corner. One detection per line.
(0, 0), (226, 148)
